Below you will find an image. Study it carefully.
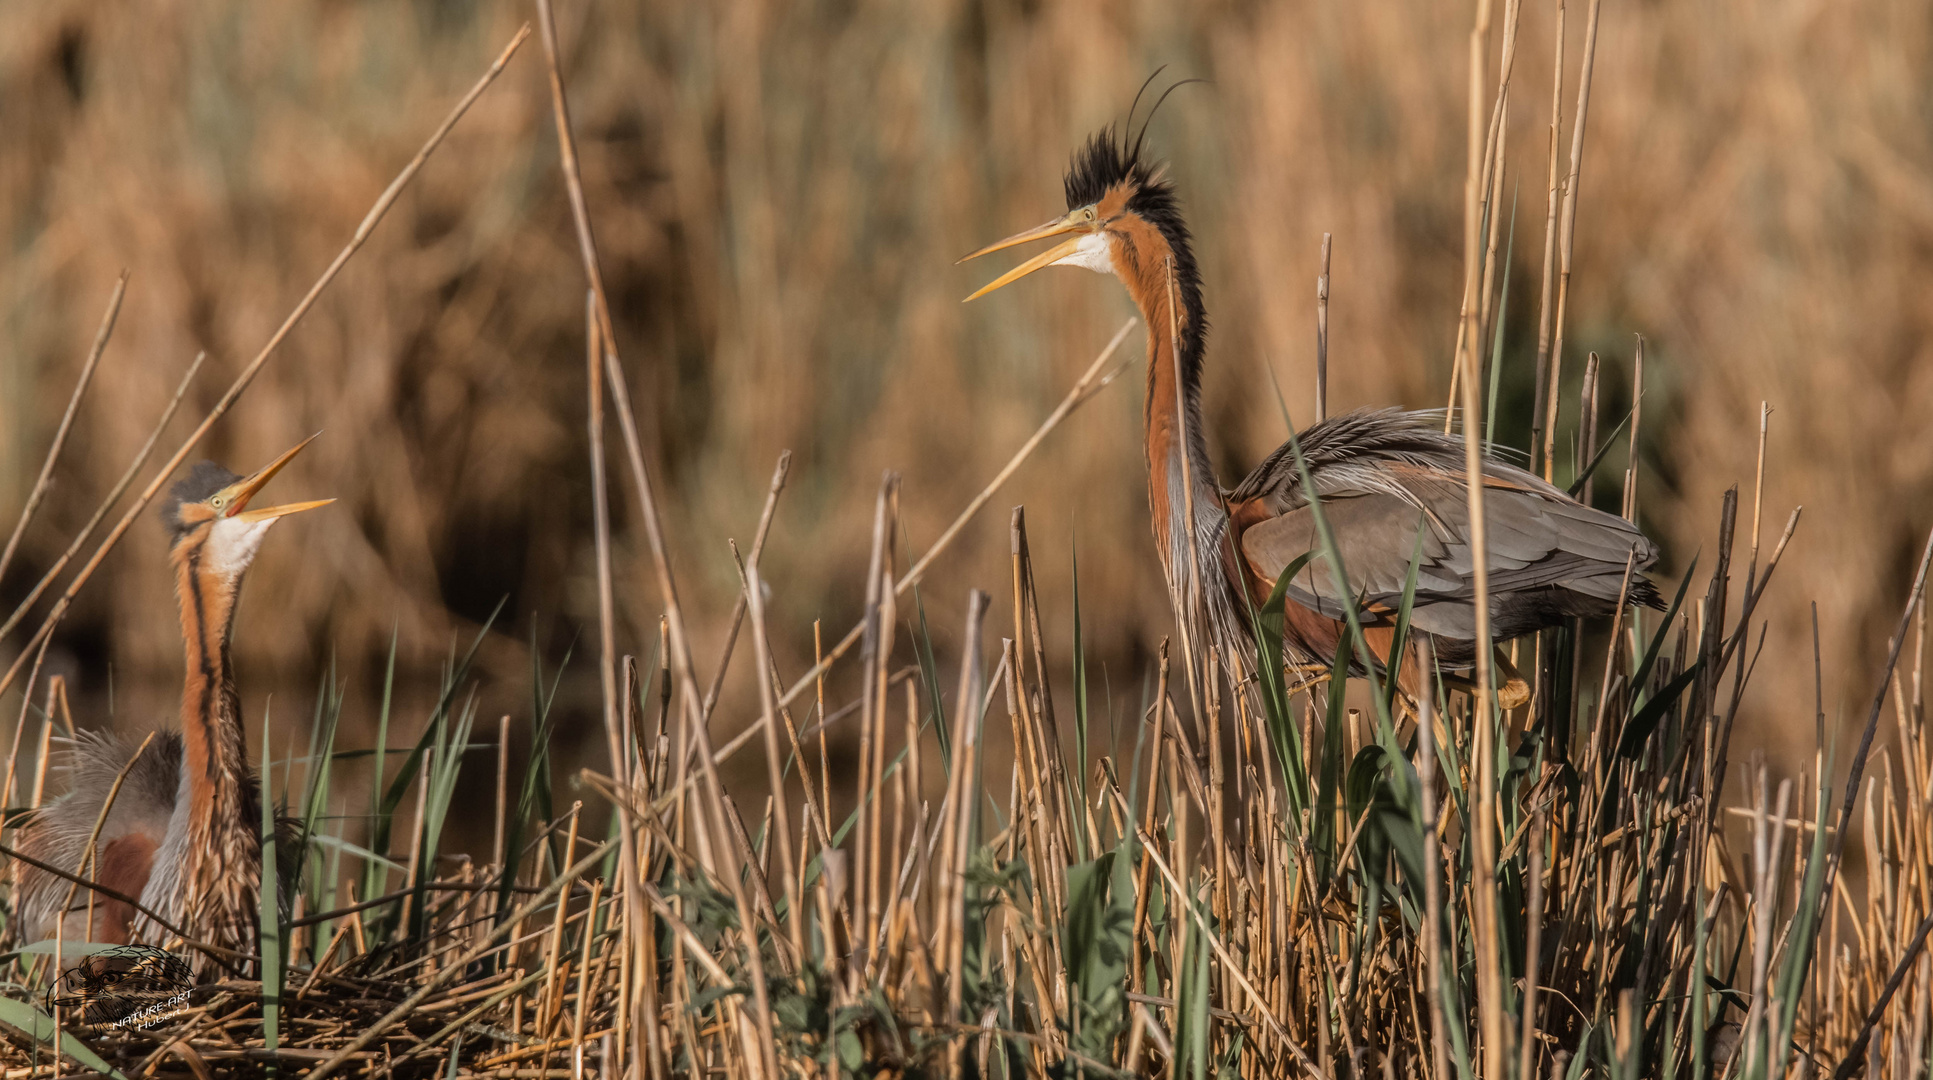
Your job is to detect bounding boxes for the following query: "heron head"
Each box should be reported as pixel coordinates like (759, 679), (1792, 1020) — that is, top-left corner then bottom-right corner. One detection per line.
(960, 80), (1201, 304)
(163, 434), (334, 577)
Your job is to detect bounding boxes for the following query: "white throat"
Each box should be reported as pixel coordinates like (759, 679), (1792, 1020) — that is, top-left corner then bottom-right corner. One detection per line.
(1051, 231), (1114, 276)
(206, 516), (279, 577)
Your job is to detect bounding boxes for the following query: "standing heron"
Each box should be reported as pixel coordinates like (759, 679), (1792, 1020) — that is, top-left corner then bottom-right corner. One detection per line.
(962, 122), (1659, 702)
(15, 438), (331, 967)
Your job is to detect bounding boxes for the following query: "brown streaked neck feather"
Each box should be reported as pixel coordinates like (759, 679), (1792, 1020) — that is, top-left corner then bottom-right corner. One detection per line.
(1111, 210), (1217, 567)
(164, 530), (264, 969)
(171, 538), (252, 822)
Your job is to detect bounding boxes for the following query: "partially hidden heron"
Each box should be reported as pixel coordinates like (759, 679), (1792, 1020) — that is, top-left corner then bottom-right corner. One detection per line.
(961, 120), (1661, 704)
(15, 438), (331, 968)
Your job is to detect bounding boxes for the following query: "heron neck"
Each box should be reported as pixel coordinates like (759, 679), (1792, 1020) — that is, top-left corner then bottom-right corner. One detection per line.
(1116, 226), (1218, 579)
(172, 546), (252, 827)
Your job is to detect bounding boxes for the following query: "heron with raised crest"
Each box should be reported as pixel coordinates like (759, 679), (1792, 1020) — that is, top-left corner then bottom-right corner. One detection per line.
(961, 95), (1661, 707)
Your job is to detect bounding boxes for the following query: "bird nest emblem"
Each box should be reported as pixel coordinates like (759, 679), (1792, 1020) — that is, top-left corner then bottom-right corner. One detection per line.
(47, 945), (193, 1027)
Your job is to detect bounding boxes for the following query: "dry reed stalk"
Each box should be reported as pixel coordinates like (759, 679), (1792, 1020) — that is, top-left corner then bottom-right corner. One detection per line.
(1530, 0), (1566, 477)
(1624, 337), (1645, 520)
(646, 470), (794, 824)
(27, 715), (51, 814)
(561, 47), (780, 1075)
(1, 632), (49, 951)
(852, 474), (891, 977)
(935, 589), (989, 1077)
(574, 278), (631, 1026)
(538, 802), (582, 1031)
(1478, 0), (1523, 339)
(868, 518), (901, 973)
(1452, 0), (1506, 1072)
(0, 273), (124, 589)
(878, 679), (918, 983)
(569, 877), (603, 1077)
(1539, 0), (1603, 481)
(736, 451), (804, 964)
(0, 26), (531, 702)
(1419, 639), (1449, 1080)
(532, 2), (774, 1067)
(1130, 643), (1170, 1000)
(1316, 234), (1331, 422)
(1579, 351), (1600, 503)
(1010, 509), (1073, 874)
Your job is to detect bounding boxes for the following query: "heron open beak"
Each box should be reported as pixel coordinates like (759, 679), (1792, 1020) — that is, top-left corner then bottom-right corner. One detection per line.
(959, 215), (1088, 302)
(220, 433), (336, 522)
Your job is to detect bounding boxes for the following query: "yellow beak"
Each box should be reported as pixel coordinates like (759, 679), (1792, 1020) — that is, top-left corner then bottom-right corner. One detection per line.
(219, 433), (336, 523)
(959, 215), (1089, 302)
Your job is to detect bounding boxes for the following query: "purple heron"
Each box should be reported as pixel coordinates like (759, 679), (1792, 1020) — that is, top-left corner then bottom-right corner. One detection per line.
(15, 438), (331, 965)
(962, 124), (1660, 701)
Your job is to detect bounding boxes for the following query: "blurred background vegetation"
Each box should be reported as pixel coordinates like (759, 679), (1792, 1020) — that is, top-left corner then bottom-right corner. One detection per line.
(1, 0), (1928, 784)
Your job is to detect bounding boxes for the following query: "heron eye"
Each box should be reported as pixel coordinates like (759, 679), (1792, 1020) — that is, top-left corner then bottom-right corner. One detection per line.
(1082, 207), (1096, 222)
(209, 495), (226, 510)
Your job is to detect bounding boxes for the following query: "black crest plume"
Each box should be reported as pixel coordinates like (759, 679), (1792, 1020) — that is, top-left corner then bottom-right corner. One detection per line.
(1061, 73), (1210, 382)
(163, 461), (240, 540)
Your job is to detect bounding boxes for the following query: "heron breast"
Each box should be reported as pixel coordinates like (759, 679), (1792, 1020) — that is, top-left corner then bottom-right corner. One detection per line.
(90, 834), (159, 944)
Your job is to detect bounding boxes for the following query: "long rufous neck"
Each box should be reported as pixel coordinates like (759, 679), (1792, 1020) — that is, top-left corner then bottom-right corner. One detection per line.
(1114, 217), (1218, 578)
(172, 544), (251, 825)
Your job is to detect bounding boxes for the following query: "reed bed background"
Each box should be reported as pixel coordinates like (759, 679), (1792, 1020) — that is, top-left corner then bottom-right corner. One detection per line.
(2, 0), (1931, 771)
(0, 0), (1929, 1077)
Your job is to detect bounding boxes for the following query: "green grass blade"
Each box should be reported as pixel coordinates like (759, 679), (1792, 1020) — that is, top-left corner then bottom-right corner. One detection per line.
(376, 599), (505, 838)
(1245, 552), (1314, 818)
(298, 659), (343, 907)
(912, 585), (950, 768)
(1313, 634), (1351, 882)
(1274, 414), (1401, 771)
(362, 625), (399, 921)
(1566, 409), (1635, 501)
(1631, 558), (1699, 704)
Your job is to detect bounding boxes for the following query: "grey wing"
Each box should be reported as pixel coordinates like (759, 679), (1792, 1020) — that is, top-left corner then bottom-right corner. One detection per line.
(1235, 409), (1660, 643)
(14, 730), (182, 942)
(1241, 492), (1460, 614)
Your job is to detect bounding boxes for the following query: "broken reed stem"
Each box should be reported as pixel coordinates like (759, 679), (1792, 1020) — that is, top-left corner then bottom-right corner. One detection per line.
(1316, 233), (1331, 423)
(1455, 0), (1507, 1074)
(1624, 336), (1644, 520)
(1531, 0), (1566, 477)
(853, 474), (892, 978)
(738, 453), (805, 964)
